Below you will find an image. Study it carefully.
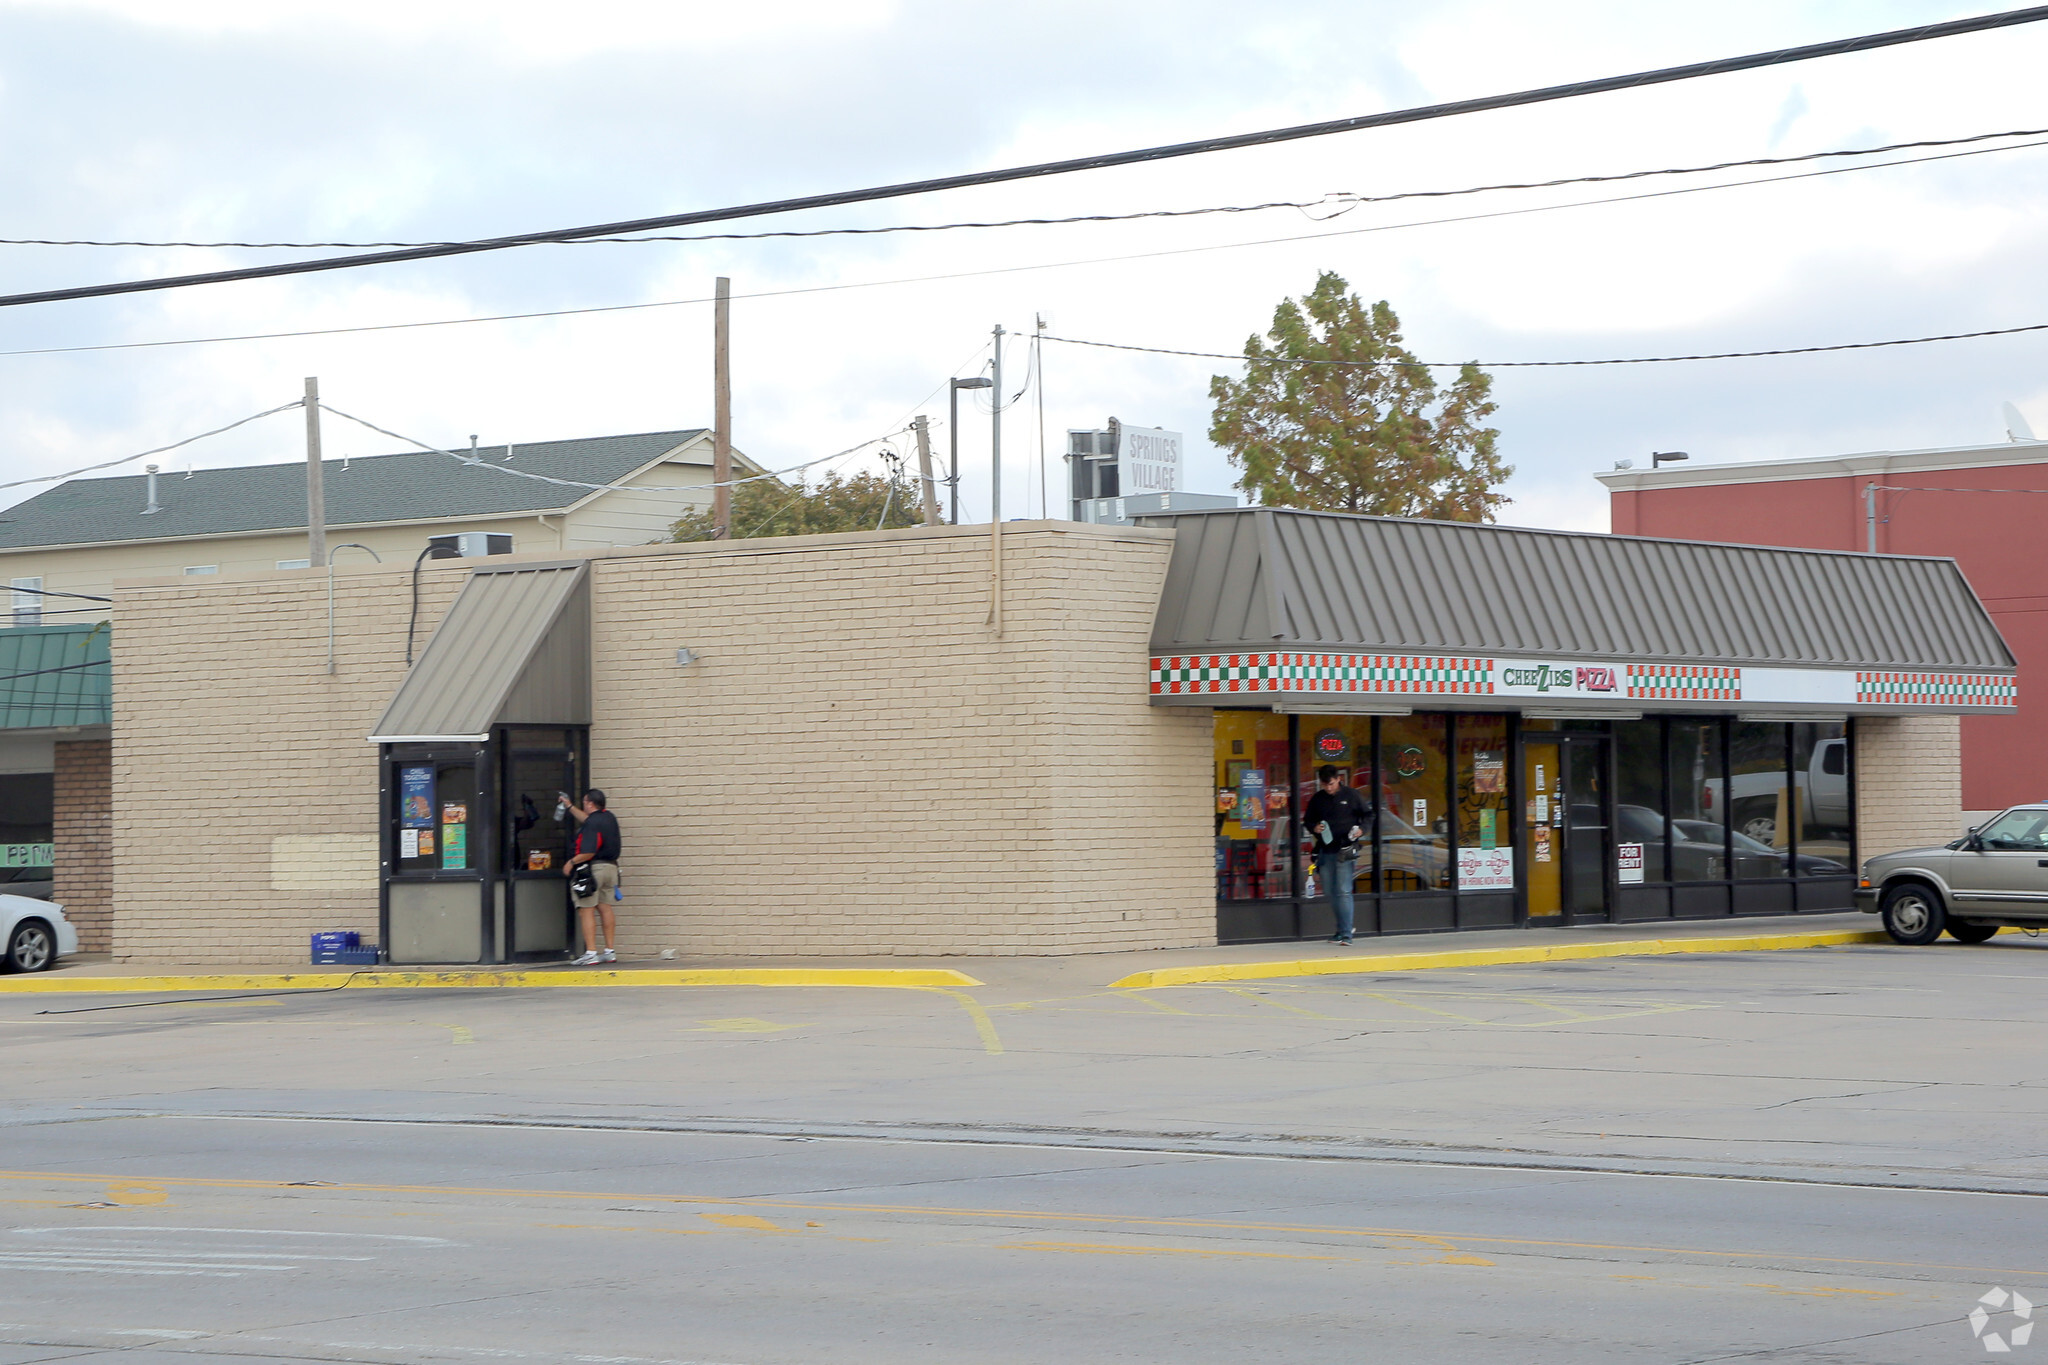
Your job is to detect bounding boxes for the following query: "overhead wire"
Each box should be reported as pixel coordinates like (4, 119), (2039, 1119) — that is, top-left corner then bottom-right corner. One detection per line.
(0, 401), (305, 492)
(0, 133), (2038, 366)
(9, 126), (2042, 250)
(1041, 318), (2048, 370)
(0, 6), (2042, 309)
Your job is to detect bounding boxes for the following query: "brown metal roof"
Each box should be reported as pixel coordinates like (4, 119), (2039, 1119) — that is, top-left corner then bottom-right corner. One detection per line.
(1142, 508), (2015, 672)
(368, 561), (590, 742)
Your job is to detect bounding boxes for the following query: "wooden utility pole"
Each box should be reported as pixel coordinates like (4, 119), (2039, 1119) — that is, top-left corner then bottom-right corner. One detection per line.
(713, 276), (732, 539)
(303, 376), (326, 566)
(911, 416), (940, 526)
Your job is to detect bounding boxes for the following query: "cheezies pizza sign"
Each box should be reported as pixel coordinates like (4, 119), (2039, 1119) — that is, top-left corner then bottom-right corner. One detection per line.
(1495, 661), (1620, 697)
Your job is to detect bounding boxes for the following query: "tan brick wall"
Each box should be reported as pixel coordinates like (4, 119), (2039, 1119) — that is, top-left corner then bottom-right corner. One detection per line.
(588, 525), (1214, 957)
(108, 525), (1216, 962)
(53, 738), (112, 950)
(1855, 715), (1965, 857)
(109, 559), (470, 964)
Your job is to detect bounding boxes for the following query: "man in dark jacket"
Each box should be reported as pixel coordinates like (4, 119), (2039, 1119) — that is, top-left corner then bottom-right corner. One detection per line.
(1302, 765), (1372, 945)
(562, 788), (622, 966)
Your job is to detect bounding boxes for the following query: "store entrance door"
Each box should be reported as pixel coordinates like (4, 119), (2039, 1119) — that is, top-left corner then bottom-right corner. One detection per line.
(1520, 736), (1612, 924)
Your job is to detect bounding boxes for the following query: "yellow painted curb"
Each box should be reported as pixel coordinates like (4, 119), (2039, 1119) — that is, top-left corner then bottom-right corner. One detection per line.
(1107, 929), (1896, 989)
(0, 967), (984, 994)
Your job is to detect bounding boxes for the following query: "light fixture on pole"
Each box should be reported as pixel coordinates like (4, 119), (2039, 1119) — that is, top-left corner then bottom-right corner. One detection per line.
(1651, 450), (1690, 468)
(948, 376), (993, 524)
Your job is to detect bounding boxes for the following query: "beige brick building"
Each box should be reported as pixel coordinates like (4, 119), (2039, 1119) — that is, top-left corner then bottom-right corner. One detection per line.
(82, 508), (2015, 966)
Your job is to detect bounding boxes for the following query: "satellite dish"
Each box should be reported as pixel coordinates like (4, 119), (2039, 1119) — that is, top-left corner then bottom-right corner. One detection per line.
(2004, 401), (2039, 443)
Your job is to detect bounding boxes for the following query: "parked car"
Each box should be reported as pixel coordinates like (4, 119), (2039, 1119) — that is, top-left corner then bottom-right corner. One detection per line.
(1, 894), (77, 971)
(1702, 736), (1849, 843)
(1854, 804), (2048, 944)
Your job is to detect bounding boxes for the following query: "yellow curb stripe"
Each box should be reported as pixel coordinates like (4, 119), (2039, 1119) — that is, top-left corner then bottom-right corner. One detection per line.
(1106, 930), (1895, 989)
(0, 967), (983, 994)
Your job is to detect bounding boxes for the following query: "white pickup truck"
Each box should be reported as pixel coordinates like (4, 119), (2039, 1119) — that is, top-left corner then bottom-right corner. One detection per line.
(1702, 736), (1849, 843)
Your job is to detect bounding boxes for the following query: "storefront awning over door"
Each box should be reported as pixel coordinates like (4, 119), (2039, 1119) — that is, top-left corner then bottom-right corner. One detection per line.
(368, 560), (590, 742)
(1141, 508), (2017, 715)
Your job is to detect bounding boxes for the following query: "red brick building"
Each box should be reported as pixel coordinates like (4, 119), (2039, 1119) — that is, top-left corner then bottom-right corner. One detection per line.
(1601, 440), (2046, 821)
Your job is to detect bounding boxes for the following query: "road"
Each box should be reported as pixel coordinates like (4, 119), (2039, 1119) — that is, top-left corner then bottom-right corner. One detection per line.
(3, 939), (2043, 1362)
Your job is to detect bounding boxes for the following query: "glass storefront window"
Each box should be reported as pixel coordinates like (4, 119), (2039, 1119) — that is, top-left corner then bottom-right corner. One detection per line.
(1296, 717), (1372, 902)
(1668, 718), (1728, 881)
(1379, 713), (1450, 892)
(1614, 720), (1667, 883)
(1213, 711), (1294, 901)
(1792, 722), (1853, 875)
(1454, 715), (1512, 891)
(395, 760), (475, 873)
(1728, 722), (1791, 878)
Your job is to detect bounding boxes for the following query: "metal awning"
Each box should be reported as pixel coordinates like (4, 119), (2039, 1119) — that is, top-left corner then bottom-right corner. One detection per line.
(369, 560), (590, 742)
(1141, 509), (2017, 715)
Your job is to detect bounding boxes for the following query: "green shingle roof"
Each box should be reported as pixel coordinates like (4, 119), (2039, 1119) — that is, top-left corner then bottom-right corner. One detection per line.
(0, 428), (710, 550)
(0, 624), (110, 729)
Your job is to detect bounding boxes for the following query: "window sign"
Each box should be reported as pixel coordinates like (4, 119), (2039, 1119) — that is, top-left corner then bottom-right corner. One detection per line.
(1473, 752), (1505, 793)
(1, 843), (52, 868)
(399, 829), (420, 859)
(442, 822), (468, 869)
(1617, 843), (1646, 884)
(400, 767), (435, 828)
(1412, 798), (1428, 829)
(1456, 844), (1515, 890)
(1234, 769), (1267, 831)
(1478, 808), (1497, 851)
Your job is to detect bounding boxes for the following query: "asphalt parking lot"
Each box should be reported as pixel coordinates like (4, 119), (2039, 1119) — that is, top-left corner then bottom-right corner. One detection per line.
(3, 938), (2044, 1362)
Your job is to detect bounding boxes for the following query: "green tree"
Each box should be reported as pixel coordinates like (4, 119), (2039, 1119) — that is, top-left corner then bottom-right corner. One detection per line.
(1208, 272), (1509, 521)
(670, 463), (928, 541)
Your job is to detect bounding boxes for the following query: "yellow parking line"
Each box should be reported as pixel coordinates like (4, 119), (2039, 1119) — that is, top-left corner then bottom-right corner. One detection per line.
(0, 967), (983, 993)
(1107, 930), (1895, 989)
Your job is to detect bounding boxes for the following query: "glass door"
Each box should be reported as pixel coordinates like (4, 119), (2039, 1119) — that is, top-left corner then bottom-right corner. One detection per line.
(501, 728), (585, 960)
(1523, 741), (1563, 920)
(1564, 740), (1612, 921)
(1520, 735), (1613, 923)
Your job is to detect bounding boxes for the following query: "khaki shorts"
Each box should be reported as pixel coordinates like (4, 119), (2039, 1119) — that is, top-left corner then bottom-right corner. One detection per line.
(573, 860), (618, 909)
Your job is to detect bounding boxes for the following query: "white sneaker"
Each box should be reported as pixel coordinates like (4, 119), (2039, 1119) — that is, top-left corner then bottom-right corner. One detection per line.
(572, 950), (602, 966)
(600, 949), (616, 963)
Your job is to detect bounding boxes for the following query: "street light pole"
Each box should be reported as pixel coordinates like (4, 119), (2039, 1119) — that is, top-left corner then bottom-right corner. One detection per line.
(948, 375), (992, 524)
(990, 324), (1005, 524)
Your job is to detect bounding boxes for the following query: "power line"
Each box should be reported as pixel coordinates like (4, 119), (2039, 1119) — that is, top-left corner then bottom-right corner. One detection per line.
(316, 403), (915, 496)
(0, 133), (2033, 366)
(11, 126), (2041, 251)
(0, 660), (107, 686)
(0, 401), (304, 492)
(0, 6), (2041, 310)
(1041, 318), (2048, 370)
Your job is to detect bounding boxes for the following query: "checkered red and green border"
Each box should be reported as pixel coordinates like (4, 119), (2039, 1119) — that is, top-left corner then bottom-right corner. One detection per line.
(1856, 672), (2017, 708)
(1149, 653), (1494, 696)
(1626, 664), (1742, 701)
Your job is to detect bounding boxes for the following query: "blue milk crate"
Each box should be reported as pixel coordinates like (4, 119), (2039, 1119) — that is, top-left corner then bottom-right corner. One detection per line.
(310, 931), (367, 964)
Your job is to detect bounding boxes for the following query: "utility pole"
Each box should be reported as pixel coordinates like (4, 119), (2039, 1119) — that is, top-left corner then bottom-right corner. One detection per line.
(713, 276), (732, 539)
(911, 416), (940, 526)
(1865, 482), (1877, 553)
(303, 376), (326, 567)
(1035, 313), (1048, 520)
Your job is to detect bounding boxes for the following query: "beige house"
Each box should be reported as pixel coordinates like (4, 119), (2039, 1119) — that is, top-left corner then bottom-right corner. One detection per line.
(0, 427), (755, 622)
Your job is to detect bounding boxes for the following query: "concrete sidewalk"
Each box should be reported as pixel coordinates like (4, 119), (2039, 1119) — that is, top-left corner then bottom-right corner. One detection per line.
(2, 911), (1913, 993)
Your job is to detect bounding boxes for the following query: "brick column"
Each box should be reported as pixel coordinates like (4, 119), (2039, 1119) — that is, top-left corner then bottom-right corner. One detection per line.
(53, 738), (112, 951)
(1854, 716), (1964, 859)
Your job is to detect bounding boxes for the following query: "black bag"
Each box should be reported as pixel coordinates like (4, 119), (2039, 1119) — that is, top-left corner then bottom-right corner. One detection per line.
(569, 862), (598, 899)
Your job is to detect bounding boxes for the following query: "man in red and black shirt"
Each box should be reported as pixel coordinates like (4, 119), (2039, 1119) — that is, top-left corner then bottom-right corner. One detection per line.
(562, 789), (622, 965)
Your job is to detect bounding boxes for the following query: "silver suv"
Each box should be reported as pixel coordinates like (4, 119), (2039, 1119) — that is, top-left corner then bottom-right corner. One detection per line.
(1855, 804), (2048, 944)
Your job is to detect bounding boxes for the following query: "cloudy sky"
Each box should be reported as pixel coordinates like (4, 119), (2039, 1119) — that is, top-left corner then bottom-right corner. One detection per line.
(1, 0), (2045, 534)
